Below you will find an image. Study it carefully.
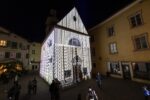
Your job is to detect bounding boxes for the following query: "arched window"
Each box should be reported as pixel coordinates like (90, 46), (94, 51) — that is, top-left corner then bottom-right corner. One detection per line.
(69, 38), (81, 46)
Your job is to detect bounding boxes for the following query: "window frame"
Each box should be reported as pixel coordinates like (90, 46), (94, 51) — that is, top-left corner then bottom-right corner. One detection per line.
(0, 40), (7, 47)
(132, 62), (150, 80)
(109, 61), (121, 75)
(132, 33), (149, 51)
(109, 42), (118, 54)
(11, 42), (18, 49)
(107, 25), (115, 37)
(5, 52), (10, 58)
(128, 10), (144, 28)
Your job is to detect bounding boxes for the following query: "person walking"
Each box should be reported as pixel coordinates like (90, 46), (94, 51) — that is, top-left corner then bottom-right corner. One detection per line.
(86, 87), (98, 100)
(27, 80), (32, 95)
(14, 81), (21, 100)
(32, 77), (37, 94)
(143, 86), (150, 100)
(96, 72), (102, 89)
(49, 80), (56, 100)
(55, 78), (61, 100)
(7, 86), (15, 100)
(77, 93), (82, 100)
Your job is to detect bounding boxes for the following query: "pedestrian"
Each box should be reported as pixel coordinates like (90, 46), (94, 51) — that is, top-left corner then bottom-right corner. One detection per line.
(77, 93), (82, 100)
(14, 81), (21, 100)
(55, 78), (61, 100)
(86, 87), (98, 100)
(7, 86), (15, 100)
(143, 86), (150, 100)
(14, 74), (19, 82)
(27, 80), (32, 95)
(96, 72), (102, 89)
(49, 80), (56, 100)
(32, 77), (37, 94)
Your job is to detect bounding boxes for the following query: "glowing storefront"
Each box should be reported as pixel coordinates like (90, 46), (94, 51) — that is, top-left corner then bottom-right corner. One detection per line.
(40, 7), (92, 86)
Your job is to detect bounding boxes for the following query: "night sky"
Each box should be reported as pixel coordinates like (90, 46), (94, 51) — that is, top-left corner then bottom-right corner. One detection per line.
(0, 0), (134, 42)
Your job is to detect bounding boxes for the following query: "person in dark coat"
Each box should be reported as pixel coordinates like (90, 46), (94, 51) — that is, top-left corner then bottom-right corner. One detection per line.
(77, 93), (82, 100)
(7, 86), (15, 100)
(55, 78), (61, 100)
(27, 80), (32, 95)
(32, 77), (37, 94)
(96, 72), (102, 89)
(14, 82), (21, 100)
(49, 80), (56, 100)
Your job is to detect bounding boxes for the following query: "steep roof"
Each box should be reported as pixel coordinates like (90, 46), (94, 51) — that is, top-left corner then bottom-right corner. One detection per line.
(57, 7), (88, 34)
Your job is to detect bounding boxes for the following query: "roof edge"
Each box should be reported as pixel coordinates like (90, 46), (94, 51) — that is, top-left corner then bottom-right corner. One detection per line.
(88, 0), (142, 32)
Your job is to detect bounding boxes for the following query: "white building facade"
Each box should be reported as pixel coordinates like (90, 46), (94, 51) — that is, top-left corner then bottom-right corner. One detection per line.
(40, 7), (92, 86)
(0, 27), (29, 70)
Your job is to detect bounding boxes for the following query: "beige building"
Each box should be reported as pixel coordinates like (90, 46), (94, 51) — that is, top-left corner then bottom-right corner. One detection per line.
(89, 0), (150, 83)
(29, 42), (41, 71)
(0, 27), (30, 70)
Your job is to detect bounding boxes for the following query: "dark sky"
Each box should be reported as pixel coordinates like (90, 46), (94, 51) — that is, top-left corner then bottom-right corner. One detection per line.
(0, 0), (134, 42)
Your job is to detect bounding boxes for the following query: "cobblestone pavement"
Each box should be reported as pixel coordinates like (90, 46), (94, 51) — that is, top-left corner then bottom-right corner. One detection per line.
(0, 73), (147, 100)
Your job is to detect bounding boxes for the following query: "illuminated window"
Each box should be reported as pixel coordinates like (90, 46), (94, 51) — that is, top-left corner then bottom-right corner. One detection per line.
(110, 62), (121, 75)
(133, 33), (149, 50)
(69, 38), (81, 46)
(109, 42), (118, 54)
(129, 11), (143, 28)
(0, 40), (7, 47)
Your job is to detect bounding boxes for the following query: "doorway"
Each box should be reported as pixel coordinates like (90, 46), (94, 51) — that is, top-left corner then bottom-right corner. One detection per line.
(122, 63), (131, 79)
(73, 65), (82, 82)
(72, 55), (82, 83)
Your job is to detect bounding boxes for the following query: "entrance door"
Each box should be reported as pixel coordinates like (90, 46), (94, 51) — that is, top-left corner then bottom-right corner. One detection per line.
(73, 65), (82, 82)
(122, 63), (131, 79)
(72, 55), (82, 83)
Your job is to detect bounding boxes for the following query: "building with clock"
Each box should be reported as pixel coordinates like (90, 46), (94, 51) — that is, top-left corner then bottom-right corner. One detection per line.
(40, 7), (92, 86)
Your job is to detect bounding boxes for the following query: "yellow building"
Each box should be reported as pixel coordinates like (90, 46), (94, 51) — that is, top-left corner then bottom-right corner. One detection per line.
(89, 0), (150, 83)
(29, 42), (41, 71)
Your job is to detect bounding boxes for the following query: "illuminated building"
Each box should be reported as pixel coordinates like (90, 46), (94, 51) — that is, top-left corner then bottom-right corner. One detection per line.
(40, 7), (92, 86)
